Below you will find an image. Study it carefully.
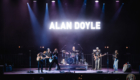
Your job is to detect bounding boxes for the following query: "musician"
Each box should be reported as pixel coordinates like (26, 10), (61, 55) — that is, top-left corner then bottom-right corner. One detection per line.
(45, 48), (51, 70)
(113, 50), (119, 72)
(49, 48), (60, 71)
(70, 46), (79, 64)
(93, 47), (102, 70)
(37, 52), (45, 73)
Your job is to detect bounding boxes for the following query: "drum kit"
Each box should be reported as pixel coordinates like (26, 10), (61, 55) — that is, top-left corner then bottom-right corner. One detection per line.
(61, 50), (79, 65)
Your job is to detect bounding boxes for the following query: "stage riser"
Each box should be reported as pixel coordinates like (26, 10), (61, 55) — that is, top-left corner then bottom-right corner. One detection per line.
(59, 64), (88, 70)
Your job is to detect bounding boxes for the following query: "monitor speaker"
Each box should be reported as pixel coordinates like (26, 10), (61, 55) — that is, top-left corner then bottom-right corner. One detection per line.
(96, 71), (103, 73)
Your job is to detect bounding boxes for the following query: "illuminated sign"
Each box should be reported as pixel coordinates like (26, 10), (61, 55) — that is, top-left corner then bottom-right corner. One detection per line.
(49, 22), (101, 30)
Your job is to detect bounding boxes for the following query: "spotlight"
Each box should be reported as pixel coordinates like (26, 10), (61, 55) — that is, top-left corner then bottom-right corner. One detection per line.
(107, 46), (109, 48)
(27, 2), (29, 4)
(104, 46), (106, 48)
(126, 46), (128, 49)
(116, 0), (119, 2)
(122, 3), (124, 5)
(103, 3), (105, 5)
(52, 0), (55, 2)
(33, 0), (37, 2)
(18, 46), (20, 48)
(95, 0), (99, 2)
(42, 46), (44, 48)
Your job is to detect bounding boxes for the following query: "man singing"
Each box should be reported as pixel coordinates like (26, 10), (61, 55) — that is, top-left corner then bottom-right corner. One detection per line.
(49, 48), (60, 71)
(93, 47), (102, 70)
(113, 50), (119, 72)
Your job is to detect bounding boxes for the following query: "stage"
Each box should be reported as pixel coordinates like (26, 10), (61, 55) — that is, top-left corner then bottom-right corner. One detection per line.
(1, 68), (139, 80)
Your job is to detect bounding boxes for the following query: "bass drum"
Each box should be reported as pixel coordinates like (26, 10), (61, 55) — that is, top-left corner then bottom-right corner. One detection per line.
(66, 58), (73, 64)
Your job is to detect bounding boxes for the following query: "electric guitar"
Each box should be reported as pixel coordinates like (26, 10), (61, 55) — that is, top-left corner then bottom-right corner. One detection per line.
(112, 54), (118, 61)
(49, 55), (57, 63)
(94, 53), (106, 60)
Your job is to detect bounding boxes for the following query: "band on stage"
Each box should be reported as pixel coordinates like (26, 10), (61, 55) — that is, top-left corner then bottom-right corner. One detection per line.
(36, 46), (119, 73)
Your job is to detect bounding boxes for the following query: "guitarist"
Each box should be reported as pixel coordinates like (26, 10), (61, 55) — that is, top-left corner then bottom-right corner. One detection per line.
(93, 47), (102, 70)
(37, 52), (45, 73)
(112, 50), (119, 72)
(45, 48), (51, 70)
(49, 48), (61, 71)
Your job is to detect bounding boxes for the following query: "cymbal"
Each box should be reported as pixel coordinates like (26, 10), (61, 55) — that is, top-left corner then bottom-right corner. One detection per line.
(61, 50), (66, 52)
(75, 50), (79, 52)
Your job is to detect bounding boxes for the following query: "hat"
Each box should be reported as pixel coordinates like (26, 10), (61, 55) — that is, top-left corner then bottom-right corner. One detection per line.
(96, 47), (99, 49)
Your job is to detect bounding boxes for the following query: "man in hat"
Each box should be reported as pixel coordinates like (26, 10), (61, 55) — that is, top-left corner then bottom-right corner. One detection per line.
(93, 47), (102, 70)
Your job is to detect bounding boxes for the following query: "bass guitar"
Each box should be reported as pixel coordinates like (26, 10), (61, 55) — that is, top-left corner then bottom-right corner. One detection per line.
(94, 53), (106, 60)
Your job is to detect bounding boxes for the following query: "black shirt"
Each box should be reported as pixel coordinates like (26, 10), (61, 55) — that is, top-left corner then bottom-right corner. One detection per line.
(51, 51), (58, 59)
(71, 50), (78, 56)
(39, 52), (46, 58)
(46, 51), (51, 57)
(113, 53), (119, 60)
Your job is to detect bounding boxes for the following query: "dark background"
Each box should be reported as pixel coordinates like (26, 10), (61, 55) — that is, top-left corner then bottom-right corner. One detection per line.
(0, 0), (140, 69)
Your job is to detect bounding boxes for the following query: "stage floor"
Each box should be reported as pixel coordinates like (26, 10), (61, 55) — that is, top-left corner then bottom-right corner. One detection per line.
(4, 68), (139, 74)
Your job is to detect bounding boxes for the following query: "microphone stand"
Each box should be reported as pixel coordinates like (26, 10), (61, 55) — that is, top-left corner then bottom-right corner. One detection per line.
(107, 52), (109, 73)
(65, 51), (72, 73)
(61, 45), (66, 57)
(78, 44), (83, 51)
(27, 50), (33, 73)
(78, 44), (84, 64)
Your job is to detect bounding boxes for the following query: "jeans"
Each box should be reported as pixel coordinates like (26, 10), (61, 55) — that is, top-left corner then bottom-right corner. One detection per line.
(49, 59), (60, 70)
(38, 60), (43, 71)
(95, 59), (100, 70)
(76, 56), (79, 64)
(45, 59), (49, 68)
(113, 59), (118, 71)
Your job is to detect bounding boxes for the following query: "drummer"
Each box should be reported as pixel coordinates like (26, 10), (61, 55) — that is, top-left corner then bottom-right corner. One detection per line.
(70, 46), (79, 64)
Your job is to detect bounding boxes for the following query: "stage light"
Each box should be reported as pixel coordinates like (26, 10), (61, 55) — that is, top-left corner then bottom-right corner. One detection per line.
(105, 46), (106, 48)
(107, 46), (109, 48)
(95, 0), (99, 2)
(27, 3), (29, 4)
(33, 0), (37, 2)
(126, 46), (128, 49)
(42, 46), (44, 48)
(103, 3), (105, 5)
(52, 0), (55, 2)
(40, 46), (42, 48)
(18, 46), (20, 48)
(116, 0), (119, 2)
(122, 3), (124, 5)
